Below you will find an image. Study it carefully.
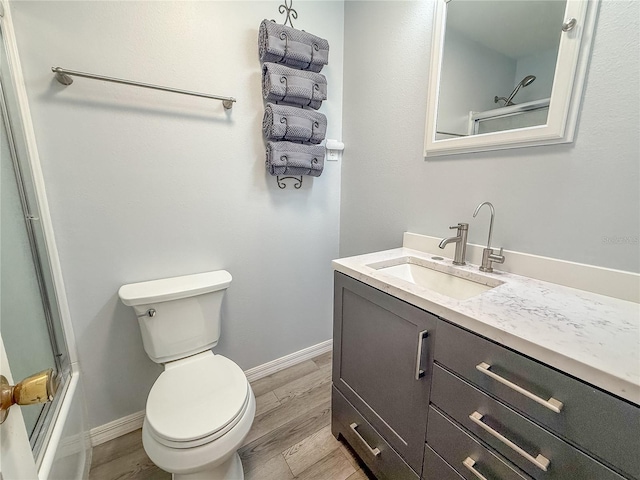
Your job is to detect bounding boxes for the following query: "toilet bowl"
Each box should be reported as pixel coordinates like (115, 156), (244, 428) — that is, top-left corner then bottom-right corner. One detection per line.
(118, 270), (255, 479)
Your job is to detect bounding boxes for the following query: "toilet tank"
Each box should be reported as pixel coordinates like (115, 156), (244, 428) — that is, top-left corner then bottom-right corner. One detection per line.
(118, 271), (232, 364)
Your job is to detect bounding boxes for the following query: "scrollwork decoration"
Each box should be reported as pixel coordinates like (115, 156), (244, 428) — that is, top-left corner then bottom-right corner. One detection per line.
(277, 176), (303, 189)
(278, 0), (298, 28)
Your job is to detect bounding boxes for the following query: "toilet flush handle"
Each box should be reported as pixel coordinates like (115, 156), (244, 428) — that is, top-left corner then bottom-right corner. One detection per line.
(137, 309), (156, 318)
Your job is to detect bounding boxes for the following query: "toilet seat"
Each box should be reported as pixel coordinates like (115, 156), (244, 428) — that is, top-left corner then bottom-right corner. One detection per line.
(145, 352), (250, 449)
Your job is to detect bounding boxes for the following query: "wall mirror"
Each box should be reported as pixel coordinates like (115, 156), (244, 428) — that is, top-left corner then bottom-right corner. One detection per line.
(424, 0), (599, 157)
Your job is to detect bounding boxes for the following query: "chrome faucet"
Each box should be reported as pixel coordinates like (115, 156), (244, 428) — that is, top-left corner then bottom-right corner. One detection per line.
(439, 223), (469, 265)
(472, 201), (505, 273)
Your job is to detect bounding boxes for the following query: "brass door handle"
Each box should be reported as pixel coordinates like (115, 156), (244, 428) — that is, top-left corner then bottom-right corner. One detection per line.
(0, 369), (58, 424)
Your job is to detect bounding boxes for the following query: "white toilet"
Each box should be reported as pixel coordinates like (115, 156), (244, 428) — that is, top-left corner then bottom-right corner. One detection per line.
(118, 270), (255, 480)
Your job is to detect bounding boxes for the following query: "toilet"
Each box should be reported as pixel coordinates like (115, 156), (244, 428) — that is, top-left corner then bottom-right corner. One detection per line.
(118, 270), (255, 480)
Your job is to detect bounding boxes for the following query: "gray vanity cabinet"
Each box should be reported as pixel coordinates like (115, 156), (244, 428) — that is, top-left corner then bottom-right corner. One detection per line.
(332, 272), (437, 478)
(332, 271), (639, 480)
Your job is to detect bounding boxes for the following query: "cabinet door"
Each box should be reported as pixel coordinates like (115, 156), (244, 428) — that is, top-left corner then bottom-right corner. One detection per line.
(333, 272), (436, 474)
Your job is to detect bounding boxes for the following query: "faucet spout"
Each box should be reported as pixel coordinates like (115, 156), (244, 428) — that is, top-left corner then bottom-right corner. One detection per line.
(438, 236), (460, 249)
(473, 201), (495, 249)
(472, 201), (506, 273)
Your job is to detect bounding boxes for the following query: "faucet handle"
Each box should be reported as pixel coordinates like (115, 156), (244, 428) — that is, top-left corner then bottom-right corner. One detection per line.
(489, 247), (505, 264)
(450, 223), (469, 231)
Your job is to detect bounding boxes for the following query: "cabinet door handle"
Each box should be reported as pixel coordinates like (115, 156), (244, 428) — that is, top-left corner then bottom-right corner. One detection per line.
(415, 330), (429, 380)
(349, 422), (381, 457)
(476, 362), (563, 413)
(469, 411), (550, 471)
(463, 457), (488, 480)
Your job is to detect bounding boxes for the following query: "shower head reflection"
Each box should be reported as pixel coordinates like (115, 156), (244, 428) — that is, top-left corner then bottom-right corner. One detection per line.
(495, 75), (537, 106)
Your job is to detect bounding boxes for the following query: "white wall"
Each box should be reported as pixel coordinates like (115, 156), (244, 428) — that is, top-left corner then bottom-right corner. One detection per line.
(438, 28), (515, 135)
(341, 0), (639, 273)
(10, 0), (344, 429)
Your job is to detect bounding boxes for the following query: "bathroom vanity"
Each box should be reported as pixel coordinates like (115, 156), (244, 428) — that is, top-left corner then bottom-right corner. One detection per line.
(331, 242), (639, 480)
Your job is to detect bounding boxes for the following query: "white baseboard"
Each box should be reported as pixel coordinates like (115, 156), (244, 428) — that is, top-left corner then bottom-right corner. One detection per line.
(89, 339), (333, 447)
(90, 410), (146, 447)
(243, 339), (333, 383)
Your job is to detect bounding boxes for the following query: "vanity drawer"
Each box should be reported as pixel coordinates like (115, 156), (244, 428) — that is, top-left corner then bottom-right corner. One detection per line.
(332, 387), (419, 480)
(423, 444), (464, 480)
(431, 365), (627, 480)
(435, 320), (639, 479)
(427, 406), (530, 480)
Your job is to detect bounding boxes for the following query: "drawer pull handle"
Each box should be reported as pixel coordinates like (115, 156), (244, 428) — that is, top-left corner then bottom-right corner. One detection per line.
(476, 362), (563, 413)
(415, 330), (429, 380)
(469, 411), (550, 472)
(349, 422), (381, 457)
(463, 457), (488, 480)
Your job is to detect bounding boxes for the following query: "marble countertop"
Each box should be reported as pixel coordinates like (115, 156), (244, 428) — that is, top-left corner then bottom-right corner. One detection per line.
(333, 247), (640, 406)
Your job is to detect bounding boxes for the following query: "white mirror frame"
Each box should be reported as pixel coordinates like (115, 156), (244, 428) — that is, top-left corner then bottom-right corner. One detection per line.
(424, 0), (600, 157)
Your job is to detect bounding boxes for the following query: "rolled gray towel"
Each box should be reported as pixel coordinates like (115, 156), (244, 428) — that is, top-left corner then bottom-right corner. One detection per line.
(263, 103), (327, 144)
(259, 19), (329, 73)
(266, 141), (325, 177)
(262, 63), (327, 110)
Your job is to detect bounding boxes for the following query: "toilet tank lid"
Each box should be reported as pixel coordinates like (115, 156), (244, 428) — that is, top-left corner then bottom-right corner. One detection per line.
(118, 270), (232, 306)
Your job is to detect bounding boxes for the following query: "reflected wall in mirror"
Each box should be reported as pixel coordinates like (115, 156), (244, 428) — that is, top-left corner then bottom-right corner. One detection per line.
(437, 1), (565, 139)
(425, 0), (600, 157)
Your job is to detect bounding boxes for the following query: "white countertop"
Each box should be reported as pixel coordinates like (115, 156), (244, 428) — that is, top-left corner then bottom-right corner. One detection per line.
(333, 247), (640, 406)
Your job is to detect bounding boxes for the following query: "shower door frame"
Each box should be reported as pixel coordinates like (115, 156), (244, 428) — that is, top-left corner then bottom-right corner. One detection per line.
(470, 98), (551, 135)
(1, 72), (71, 454)
(0, 0), (87, 476)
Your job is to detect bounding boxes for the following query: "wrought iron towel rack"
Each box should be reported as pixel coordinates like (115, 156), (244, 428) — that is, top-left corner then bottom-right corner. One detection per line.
(272, 0), (304, 189)
(51, 66), (236, 109)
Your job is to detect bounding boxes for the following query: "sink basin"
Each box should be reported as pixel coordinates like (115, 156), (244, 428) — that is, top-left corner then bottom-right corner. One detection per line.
(367, 256), (503, 300)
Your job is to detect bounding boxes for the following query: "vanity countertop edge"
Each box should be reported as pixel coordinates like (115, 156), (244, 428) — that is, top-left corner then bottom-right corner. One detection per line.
(332, 247), (640, 406)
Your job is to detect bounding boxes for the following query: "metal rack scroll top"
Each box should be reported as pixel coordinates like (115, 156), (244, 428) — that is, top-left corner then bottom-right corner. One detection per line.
(274, 0), (304, 190)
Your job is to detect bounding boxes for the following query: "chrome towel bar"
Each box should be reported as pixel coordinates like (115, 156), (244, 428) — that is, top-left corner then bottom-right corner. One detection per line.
(51, 66), (236, 109)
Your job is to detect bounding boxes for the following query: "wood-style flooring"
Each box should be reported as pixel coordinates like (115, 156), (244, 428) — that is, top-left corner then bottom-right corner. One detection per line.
(89, 352), (375, 480)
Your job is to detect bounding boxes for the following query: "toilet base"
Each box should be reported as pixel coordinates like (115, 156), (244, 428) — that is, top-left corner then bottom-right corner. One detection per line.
(141, 367), (255, 480)
(172, 452), (243, 480)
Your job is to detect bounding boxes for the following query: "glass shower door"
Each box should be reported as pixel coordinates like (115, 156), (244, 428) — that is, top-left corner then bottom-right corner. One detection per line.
(1, 25), (69, 458)
(476, 107), (550, 135)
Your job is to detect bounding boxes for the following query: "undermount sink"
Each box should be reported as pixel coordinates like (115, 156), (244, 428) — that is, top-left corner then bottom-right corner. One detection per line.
(367, 256), (503, 300)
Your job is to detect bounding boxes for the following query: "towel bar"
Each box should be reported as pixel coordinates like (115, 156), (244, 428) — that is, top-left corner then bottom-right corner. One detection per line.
(52, 66), (236, 109)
